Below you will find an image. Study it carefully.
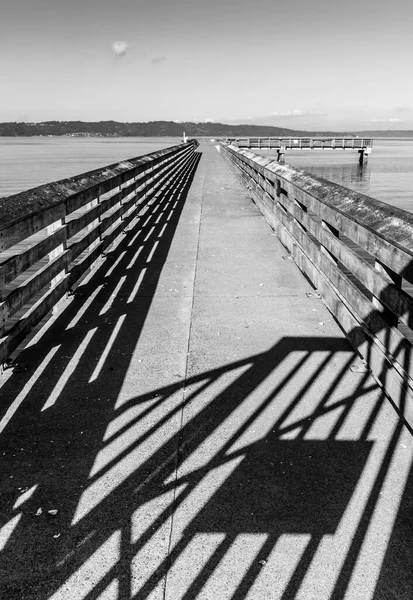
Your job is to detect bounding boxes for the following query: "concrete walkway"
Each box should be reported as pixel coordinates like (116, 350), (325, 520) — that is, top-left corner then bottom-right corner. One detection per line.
(0, 144), (412, 600)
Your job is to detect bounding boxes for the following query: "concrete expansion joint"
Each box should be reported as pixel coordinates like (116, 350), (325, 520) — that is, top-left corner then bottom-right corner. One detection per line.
(163, 155), (206, 591)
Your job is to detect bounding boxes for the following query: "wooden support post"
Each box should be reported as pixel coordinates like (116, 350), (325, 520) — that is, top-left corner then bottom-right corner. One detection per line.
(46, 219), (66, 313)
(372, 260), (402, 326)
(293, 197), (308, 233)
(277, 146), (286, 164)
(359, 147), (372, 165)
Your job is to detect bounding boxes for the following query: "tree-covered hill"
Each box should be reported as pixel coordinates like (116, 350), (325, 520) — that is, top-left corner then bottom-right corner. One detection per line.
(0, 120), (411, 137)
(0, 121), (308, 137)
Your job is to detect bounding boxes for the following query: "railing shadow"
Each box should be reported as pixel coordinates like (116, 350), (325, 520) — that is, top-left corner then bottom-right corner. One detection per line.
(0, 149), (201, 597)
(0, 150), (412, 599)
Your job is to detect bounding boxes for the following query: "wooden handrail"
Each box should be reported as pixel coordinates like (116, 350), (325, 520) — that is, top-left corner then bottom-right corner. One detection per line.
(0, 141), (199, 364)
(220, 141), (413, 426)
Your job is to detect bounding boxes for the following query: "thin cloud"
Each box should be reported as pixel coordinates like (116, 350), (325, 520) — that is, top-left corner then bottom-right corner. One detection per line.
(369, 117), (405, 123)
(151, 56), (167, 65)
(271, 109), (310, 118)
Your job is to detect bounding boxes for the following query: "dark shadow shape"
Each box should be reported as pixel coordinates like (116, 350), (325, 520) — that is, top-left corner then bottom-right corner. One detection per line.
(191, 438), (372, 535)
(372, 450), (413, 600)
(0, 150), (202, 600)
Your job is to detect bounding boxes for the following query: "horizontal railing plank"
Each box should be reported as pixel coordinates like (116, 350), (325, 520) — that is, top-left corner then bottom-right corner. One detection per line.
(0, 145), (193, 289)
(239, 155), (413, 386)
(0, 143), (192, 251)
(0, 147), (190, 290)
(0, 142), (198, 364)
(221, 141), (413, 426)
(0, 148), (190, 289)
(227, 146), (413, 284)
(232, 148), (413, 329)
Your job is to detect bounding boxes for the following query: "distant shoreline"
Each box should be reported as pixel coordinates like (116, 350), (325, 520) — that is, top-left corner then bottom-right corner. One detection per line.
(0, 121), (412, 139)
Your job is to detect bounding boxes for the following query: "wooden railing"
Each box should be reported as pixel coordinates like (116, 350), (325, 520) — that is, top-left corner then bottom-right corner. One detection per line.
(225, 137), (374, 150)
(0, 141), (198, 365)
(220, 142), (413, 426)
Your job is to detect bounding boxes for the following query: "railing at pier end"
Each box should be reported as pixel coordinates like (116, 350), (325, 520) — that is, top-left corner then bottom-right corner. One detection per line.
(224, 137), (373, 164)
(220, 141), (413, 427)
(0, 141), (199, 366)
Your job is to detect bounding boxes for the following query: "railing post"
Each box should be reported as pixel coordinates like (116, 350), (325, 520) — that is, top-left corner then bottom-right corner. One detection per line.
(372, 260), (402, 325)
(320, 220), (339, 264)
(290, 194), (308, 233)
(46, 218), (66, 313)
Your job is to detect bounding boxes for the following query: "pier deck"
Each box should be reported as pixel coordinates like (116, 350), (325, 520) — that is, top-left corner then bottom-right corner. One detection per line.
(0, 144), (412, 599)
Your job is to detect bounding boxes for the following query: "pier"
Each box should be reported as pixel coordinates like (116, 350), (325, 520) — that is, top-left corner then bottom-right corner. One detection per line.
(0, 141), (412, 599)
(225, 137), (373, 164)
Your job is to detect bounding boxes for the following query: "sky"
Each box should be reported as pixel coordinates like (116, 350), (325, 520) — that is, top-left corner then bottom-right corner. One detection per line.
(1, 0), (413, 130)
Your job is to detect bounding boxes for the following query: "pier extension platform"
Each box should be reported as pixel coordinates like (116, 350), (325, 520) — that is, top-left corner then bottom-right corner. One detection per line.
(0, 144), (412, 599)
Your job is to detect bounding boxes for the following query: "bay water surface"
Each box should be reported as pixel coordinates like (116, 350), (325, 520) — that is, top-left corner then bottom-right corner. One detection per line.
(0, 137), (181, 198)
(0, 136), (412, 214)
(257, 138), (413, 214)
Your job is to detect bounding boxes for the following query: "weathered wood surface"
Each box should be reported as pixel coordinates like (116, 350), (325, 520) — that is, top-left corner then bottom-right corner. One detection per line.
(0, 141), (198, 364)
(0, 143), (192, 252)
(221, 142), (413, 426)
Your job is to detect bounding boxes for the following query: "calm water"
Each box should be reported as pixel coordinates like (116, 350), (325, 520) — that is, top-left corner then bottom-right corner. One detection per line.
(0, 137), (181, 198)
(258, 138), (413, 213)
(0, 137), (412, 213)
